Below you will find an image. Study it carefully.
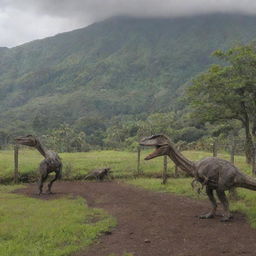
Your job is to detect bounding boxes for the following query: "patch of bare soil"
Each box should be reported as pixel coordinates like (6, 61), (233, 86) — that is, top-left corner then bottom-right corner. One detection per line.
(16, 181), (256, 256)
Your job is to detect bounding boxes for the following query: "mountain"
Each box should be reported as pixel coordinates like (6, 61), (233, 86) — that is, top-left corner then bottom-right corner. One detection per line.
(1, 14), (256, 139)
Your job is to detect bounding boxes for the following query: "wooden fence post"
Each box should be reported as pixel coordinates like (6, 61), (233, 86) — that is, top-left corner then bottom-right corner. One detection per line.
(174, 144), (181, 177)
(14, 145), (19, 183)
(230, 147), (235, 164)
(137, 146), (141, 175)
(212, 141), (218, 157)
(230, 142), (235, 165)
(162, 155), (168, 184)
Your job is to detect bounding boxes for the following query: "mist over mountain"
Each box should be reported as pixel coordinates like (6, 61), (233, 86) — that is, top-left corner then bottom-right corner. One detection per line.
(1, 14), (256, 138)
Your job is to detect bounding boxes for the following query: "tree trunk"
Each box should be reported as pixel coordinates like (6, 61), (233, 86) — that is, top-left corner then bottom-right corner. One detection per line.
(162, 155), (168, 184)
(137, 146), (141, 175)
(241, 101), (253, 164)
(244, 121), (253, 164)
(252, 143), (256, 175)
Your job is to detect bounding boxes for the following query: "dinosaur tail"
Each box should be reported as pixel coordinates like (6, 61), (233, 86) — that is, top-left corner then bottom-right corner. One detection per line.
(238, 175), (256, 191)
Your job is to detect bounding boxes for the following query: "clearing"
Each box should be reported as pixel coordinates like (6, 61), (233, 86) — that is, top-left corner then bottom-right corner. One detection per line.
(16, 181), (256, 256)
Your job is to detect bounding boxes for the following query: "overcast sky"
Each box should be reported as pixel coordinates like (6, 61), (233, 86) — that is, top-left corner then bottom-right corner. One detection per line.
(1, 0), (256, 47)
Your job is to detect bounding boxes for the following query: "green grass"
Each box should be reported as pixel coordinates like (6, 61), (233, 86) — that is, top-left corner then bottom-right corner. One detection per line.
(0, 185), (116, 256)
(127, 177), (204, 199)
(0, 148), (256, 256)
(0, 149), (168, 181)
(0, 149), (252, 182)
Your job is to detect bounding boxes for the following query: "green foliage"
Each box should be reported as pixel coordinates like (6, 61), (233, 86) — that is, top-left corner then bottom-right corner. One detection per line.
(187, 43), (256, 162)
(0, 149), (252, 182)
(0, 185), (116, 256)
(1, 15), (256, 147)
(188, 45), (256, 124)
(74, 116), (106, 146)
(42, 124), (90, 152)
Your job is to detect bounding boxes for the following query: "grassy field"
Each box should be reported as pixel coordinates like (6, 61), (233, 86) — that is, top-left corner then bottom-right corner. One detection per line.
(0, 148), (252, 182)
(0, 185), (115, 256)
(0, 149), (256, 255)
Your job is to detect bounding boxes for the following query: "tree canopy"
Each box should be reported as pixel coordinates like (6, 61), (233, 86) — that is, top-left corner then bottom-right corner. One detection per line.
(187, 43), (256, 162)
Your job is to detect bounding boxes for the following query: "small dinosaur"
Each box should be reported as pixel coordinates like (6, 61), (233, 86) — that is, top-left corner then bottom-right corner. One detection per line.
(15, 135), (62, 195)
(140, 134), (256, 222)
(85, 168), (112, 181)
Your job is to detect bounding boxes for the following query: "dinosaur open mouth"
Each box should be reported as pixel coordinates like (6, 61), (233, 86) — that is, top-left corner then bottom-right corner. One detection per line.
(140, 144), (164, 160)
(15, 137), (28, 144)
(144, 146), (161, 160)
(15, 135), (37, 147)
(139, 135), (169, 160)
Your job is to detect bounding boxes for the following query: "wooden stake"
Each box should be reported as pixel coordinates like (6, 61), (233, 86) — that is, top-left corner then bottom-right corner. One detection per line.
(14, 145), (19, 183)
(212, 141), (217, 157)
(137, 146), (141, 175)
(162, 155), (168, 184)
(230, 141), (235, 164)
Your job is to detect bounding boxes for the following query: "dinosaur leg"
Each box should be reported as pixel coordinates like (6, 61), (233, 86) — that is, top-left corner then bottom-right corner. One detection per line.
(199, 186), (217, 219)
(216, 190), (232, 222)
(38, 172), (48, 195)
(106, 173), (113, 181)
(47, 171), (60, 194)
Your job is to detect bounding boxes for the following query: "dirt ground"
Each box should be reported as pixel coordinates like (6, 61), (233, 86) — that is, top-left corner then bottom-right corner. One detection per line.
(16, 181), (256, 256)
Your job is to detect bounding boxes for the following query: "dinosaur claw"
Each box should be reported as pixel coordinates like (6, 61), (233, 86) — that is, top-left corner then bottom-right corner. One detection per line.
(199, 213), (215, 219)
(220, 215), (233, 222)
(220, 217), (231, 222)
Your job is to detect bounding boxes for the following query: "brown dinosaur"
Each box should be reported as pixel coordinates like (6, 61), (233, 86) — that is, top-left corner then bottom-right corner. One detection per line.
(85, 168), (112, 181)
(140, 134), (256, 222)
(15, 135), (62, 195)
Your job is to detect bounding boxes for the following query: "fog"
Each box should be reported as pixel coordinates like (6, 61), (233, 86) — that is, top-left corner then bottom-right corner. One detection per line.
(1, 0), (256, 47)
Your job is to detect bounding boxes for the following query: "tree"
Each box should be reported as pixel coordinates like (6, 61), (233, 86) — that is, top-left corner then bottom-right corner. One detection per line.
(74, 116), (106, 147)
(43, 124), (89, 152)
(187, 43), (256, 163)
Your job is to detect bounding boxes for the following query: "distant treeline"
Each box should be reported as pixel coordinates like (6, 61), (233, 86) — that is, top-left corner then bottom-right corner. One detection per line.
(0, 16), (255, 163)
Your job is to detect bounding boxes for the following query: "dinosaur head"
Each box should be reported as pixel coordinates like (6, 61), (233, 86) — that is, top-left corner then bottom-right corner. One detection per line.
(140, 134), (170, 160)
(15, 135), (38, 147)
(103, 168), (111, 174)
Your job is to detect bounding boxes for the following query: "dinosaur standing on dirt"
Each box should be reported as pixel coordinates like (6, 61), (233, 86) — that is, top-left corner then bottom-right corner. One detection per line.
(15, 135), (62, 195)
(140, 134), (256, 222)
(85, 168), (112, 181)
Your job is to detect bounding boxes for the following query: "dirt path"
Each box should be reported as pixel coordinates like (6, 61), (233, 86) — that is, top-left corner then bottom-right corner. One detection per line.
(17, 181), (256, 256)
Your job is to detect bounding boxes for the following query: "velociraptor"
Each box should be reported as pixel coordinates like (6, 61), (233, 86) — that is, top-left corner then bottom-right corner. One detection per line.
(15, 135), (62, 195)
(140, 134), (256, 222)
(85, 168), (112, 181)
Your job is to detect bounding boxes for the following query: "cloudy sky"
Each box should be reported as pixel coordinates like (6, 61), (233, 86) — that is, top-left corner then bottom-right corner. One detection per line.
(1, 0), (256, 47)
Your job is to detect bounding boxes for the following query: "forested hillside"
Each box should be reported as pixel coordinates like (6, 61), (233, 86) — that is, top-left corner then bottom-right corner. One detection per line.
(1, 14), (256, 147)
